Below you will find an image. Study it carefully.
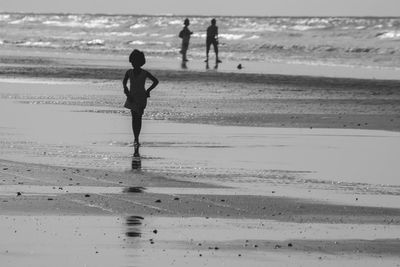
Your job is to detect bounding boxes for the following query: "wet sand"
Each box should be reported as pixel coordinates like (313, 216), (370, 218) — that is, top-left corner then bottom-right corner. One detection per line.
(1, 59), (400, 266)
(2, 47), (400, 80)
(1, 159), (400, 266)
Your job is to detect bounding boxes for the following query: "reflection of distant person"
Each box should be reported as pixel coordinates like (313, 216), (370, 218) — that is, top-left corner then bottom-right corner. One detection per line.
(123, 49), (159, 156)
(179, 18), (193, 62)
(205, 18), (222, 64)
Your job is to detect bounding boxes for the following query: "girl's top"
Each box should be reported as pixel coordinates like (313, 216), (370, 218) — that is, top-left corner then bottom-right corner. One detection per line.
(124, 69), (148, 111)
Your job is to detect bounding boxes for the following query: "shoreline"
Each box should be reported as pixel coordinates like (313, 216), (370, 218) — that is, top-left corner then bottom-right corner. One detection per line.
(2, 47), (400, 82)
(2, 59), (400, 85)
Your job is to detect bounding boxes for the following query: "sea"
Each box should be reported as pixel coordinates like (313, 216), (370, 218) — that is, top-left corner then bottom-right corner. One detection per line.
(1, 13), (400, 70)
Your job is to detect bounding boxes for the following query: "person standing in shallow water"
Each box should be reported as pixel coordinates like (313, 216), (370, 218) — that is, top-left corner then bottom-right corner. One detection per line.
(179, 18), (193, 62)
(123, 49), (159, 156)
(205, 18), (222, 64)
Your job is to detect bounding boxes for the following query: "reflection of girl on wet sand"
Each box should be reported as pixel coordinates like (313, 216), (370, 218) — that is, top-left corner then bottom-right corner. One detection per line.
(123, 49), (159, 156)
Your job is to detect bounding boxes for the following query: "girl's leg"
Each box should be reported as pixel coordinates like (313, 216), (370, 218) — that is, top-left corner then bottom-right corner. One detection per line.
(131, 110), (143, 144)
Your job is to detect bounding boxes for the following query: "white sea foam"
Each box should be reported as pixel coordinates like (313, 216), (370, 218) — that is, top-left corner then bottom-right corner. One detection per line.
(86, 39), (105, 46)
(130, 23), (146, 29)
(129, 40), (146, 45)
(162, 34), (175, 38)
(192, 33), (206, 38)
(0, 14), (10, 21)
(220, 34), (245, 40)
(106, 32), (135, 37)
(9, 19), (24, 25)
(43, 18), (119, 29)
(377, 31), (400, 40)
(229, 25), (279, 33)
(8, 16), (41, 24)
(247, 35), (260, 40)
(16, 41), (56, 48)
(168, 19), (182, 25)
(291, 25), (326, 31)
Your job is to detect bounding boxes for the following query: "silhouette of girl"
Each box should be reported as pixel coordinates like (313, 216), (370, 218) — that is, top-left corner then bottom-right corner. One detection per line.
(123, 49), (159, 156)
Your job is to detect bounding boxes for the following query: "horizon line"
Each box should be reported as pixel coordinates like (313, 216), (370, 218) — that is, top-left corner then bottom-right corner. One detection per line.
(1, 10), (400, 18)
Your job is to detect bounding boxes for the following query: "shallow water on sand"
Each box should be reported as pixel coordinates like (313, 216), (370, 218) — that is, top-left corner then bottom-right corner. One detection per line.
(1, 215), (400, 267)
(0, 79), (400, 195)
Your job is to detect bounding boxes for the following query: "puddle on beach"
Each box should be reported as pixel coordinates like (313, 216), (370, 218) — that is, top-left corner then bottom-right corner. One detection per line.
(1, 215), (400, 267)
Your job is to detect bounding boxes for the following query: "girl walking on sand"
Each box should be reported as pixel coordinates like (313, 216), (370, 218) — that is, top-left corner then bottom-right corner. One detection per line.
(123, 49), (159, 156)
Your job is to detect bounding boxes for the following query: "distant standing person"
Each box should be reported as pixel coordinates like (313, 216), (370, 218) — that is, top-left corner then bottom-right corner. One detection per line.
(123, 49), (159, 156)
(205, 18), (222, 64)
(179, 18), (193, 62)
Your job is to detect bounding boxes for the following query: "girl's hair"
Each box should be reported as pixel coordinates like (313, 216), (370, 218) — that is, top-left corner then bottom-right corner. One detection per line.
(184, 18), (189, 26)
(129, 49), (146, 67)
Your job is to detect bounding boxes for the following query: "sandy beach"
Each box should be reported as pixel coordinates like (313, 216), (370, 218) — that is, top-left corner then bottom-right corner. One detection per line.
(1, 51), (400, 266)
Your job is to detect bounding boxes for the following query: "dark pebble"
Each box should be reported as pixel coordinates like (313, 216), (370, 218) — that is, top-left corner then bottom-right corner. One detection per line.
(16, 192), (22, 196)
(85, 194), (90, 197)
(288, 243), (293, 247)
(153, 229), (158, 234)
(155, 199), (161, 203)
(47, 198), (54, 201)
(173, 197), (180, 201)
